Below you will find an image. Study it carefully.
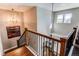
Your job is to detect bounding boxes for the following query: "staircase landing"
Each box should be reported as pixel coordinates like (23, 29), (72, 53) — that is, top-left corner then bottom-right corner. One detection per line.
(5, 46), (34, 56)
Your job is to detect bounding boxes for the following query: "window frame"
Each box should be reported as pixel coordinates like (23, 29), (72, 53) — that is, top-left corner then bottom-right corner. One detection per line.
(56, 14), (64, 23)
(56, 13), (72, 24)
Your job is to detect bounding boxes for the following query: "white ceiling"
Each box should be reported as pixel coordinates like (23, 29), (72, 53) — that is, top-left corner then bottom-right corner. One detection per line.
(53, 3), (79, 12)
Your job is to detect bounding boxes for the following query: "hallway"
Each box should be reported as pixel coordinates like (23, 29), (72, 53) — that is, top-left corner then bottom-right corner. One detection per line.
(5, 46), (34, 56)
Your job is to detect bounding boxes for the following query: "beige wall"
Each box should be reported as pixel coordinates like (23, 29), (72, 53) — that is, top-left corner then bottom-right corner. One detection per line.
(24, 7), (38, 52)
(24, 7), (37, 32)
(0, 9), (24, 51)
(0, 7), (37, 52)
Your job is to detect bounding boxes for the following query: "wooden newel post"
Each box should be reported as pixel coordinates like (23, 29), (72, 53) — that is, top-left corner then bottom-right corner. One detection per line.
(25, 28), (28, 31)
(17, 40), (19, 47)
(25, 28), (29, 46)
(73, 26), (78, 38)
(73, 26), (77, 36)
(60, 38), (67, 56)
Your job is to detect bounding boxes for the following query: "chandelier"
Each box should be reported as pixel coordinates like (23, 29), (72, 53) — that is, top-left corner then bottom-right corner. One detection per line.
(10, 8), (17, 24)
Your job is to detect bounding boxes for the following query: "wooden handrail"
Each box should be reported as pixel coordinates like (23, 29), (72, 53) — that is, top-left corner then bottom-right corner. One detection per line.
(18, 29), (26, 41)
(17, 29), (26, 47)
(26, 29), (60, 42)
(60, 27), (77, 56)
(25, 28), (77, 56)
(67, 30), (75, 40)
(67, 27), (77, 40)
(17, 27), (77, 56)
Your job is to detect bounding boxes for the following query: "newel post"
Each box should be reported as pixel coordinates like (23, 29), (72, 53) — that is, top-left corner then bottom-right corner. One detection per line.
(25, 28), (28, 31)
(17, 40), (19, 48)
(73, 26), (77, 36)
(73, 26), (77, 37)
(25, 28), (29, 46)
(60, 38), (67, 56)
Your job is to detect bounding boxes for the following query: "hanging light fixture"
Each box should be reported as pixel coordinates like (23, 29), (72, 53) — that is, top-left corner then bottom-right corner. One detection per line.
(10, 8), (17, 24)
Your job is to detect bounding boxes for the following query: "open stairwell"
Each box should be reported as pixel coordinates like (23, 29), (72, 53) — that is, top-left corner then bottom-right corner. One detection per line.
(4, 27), (77, 56)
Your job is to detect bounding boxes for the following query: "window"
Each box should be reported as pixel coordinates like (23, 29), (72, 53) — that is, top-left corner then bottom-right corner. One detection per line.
(64, 13), (72, 23)
(56, 13), (72, 23)
(57, 14), (63, 23)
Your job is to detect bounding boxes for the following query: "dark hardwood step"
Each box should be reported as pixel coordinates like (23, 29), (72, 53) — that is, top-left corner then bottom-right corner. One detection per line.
(5, 46), (34, 56)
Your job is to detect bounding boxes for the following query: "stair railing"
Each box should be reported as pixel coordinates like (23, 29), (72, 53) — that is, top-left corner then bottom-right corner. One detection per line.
(25, 28), (67, 56)
(17, 27), (77, 56)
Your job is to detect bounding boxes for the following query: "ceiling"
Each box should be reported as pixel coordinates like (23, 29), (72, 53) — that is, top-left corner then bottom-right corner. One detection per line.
(1, 3), (79, 12)
(0, 3), (53, 12)
(53, 3), (79, 12)
(0, 3), (34, 12)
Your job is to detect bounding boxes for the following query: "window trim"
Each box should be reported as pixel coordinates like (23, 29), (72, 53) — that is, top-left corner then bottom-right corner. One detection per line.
(56, 13), (72, 24)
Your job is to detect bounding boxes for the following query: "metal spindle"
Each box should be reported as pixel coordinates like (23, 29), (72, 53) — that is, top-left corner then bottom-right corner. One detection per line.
(41, 36), (43, 56)
(51, 40), (54, 56)
(49, 39), (50, 56)
(56, 42), (58, 56)
(38, 35), (40, 56)
(40, 36), (42, 56)
(46, 38), (47, 56)
(25, 29), (65, 56)
(43, 41), (44, 56)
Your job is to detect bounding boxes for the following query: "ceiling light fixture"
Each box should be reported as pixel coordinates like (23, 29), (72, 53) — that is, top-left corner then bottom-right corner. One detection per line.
(10, 8), (17, 24)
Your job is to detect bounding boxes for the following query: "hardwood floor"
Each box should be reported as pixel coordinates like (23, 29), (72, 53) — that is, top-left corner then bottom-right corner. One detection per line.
(5, 46), (34, 56)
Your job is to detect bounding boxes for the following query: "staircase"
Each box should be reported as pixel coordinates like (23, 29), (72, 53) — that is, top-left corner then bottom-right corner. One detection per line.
(5, 46), (34, 56)
(17, 27), (77, 56)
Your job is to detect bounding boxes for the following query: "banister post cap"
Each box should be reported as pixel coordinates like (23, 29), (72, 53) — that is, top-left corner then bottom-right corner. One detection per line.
(60, 37), (67, 42)
(25, 28), (27, 30)
(73, 26), (78, 30)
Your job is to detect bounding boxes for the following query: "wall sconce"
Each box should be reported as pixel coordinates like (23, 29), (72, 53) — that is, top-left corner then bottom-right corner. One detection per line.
(49, 23), (53, 35)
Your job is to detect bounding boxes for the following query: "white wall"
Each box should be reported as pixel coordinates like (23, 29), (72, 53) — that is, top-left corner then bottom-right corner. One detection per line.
(36, 5), (53, 54)
(53, 8), (79, 35)
(0, 33), (4, 56)
(36, 3), (53, 35)
(53, 3), (79, 12)
(37, 6), (53, 35)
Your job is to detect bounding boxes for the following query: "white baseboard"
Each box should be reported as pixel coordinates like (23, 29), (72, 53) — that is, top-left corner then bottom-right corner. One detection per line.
(4, 45), (17, 52)
(25, 45), (37, 56)
(0, 52), (5, 56)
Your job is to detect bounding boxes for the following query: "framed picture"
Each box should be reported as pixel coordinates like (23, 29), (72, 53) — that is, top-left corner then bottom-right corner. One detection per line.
(6, 26), (21, 39)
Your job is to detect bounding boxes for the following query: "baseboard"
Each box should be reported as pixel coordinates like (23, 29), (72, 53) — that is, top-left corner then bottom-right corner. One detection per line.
(4, 45), (17, 53)
(25, 45), (37, 56)
(4, 45), (37, 56)
(0, 52), (5, 56)
(4, 42), (26, 53)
